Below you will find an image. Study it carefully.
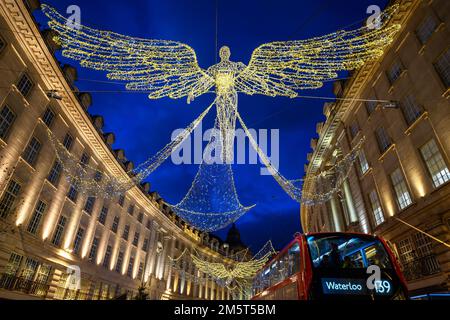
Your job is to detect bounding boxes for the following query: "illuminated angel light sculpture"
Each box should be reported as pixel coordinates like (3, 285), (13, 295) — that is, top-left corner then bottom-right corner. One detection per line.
(42, 4), (400, 230)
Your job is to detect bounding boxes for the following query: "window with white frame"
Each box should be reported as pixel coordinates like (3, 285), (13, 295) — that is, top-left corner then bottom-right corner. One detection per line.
(397, 237), (415, 264)
(368, 189), (384, 226)
(5, 252), (23, 275)
(27, 200), (46, 234)
(122, 224), (130, 240)
(434, 48), (450, 88)
(399, 94), (423, 125)
(0, 179), (21, 218)
(0, 105), (15, 140)
(390, 168), (413, 210)
(420, 139), (450, 188)
(132, 232), (139, 246)
(22, 257), (39, 280)
(416, 14), (438, 44)
(358, 150), (369, 174)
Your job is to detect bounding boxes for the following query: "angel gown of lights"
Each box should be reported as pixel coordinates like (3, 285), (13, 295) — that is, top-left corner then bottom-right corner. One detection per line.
(42, 4), (400, 231)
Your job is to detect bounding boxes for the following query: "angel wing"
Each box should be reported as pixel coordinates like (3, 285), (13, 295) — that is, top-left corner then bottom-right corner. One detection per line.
(191, 254), (231, 279)
(235, 5), (400, 97)
(229, 258), (269, 279)
(42, 5), (214, 100)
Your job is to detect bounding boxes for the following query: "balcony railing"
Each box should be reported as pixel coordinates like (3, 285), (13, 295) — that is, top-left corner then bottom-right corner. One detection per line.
(401, 254), (441, 281)
(0, 273), (49, 298)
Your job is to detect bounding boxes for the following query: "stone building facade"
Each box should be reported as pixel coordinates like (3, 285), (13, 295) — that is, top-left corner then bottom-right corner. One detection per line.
(301, 0), (449, 295)
(0, 0), (236, 300)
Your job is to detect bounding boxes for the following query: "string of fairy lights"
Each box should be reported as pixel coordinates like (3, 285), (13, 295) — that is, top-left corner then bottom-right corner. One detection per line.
(42, 4), (401, 232)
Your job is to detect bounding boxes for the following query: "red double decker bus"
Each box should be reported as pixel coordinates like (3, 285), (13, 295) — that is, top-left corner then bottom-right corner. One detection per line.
(252, 232), (408, 300)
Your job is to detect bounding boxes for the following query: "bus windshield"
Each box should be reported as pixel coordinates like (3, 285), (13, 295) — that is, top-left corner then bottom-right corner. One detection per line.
(307, 234), (393, 269)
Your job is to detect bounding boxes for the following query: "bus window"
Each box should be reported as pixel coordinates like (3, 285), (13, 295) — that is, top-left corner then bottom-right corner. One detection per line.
(287, 242), (301, 276)
(365, 242), (390, 268)
(307, 235), (394, 270)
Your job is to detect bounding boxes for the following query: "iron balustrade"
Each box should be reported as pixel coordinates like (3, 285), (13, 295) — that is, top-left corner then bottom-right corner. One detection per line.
(401, 254), (441, 281)
(0, 273), (49, 298)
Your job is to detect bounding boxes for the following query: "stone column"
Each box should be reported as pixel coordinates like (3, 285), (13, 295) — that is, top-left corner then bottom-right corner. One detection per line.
(165, 235), (176, 290)
(330, 195), (344, 232)
(343, 179), (358, 223)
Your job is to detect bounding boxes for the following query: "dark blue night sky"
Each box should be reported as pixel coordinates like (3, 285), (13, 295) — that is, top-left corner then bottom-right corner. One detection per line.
(35, 0), (387, 252)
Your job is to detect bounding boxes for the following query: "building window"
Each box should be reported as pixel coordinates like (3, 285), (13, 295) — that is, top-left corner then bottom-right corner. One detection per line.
(111, 216), (119, 233)
(73, 227), (84, 255)
(122, 225), (130, 240)
(22, 137), (41, 166)
(62, 133), (74, 151)
(434, 48), (450, 88)
(115, 251), (124, 273)
(80, 153), (90, 167)
(142, 238), (149, 252)
(358, 150), (369, 174)
(132, 232), (139, 246)
(349, 121), (359, 139)
(387, 59), (404, 84)
(42, 107), (55, 128)
(83, 197), (96, 214)
(0, 105), (15, 140)
(368, 190), (384, 226)
(420, 139), (450, 188)
(127, 204), (134, 216)
(94, 170), (103, 182)
(22, 258), (39, 281)
(47, 160), (62, 186)
(146, 220), (152, 230)
(397, 237), (415, 264)
(118, 194), (125, 207)
(127, 257), (134, 277)
(416, 14), (438, 45)
(51, 215), (67, 246)
(0, 179), (21, 218)
(67, 184), (78, 202)
(137, 212), (143, 223)
(27, 200), (47, 234)
(365, 99), (377, 115)
(400, 94), (423, 125)
(390, 168), (413, 210)
(375, 127), (392, 153)
(98, 206), (108, 225)
(16, 73), (34, 98)
(137, 262), (144, 279)
(5, 252), (23, 276)
(89, 237), (99, 261)
(0, 36), (5, 53)
(103, 245), (112, 268)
